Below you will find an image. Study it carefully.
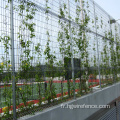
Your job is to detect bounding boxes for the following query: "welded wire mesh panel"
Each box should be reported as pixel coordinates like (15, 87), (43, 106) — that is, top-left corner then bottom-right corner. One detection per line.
(99, 106), (117, 120)
(0, 0), (120, 119)
(118, 102), (120, 119)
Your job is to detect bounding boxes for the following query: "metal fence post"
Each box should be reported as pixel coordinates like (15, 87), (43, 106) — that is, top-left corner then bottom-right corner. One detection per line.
(114, 25), (117, 83)
(10, 0), (16, 119)
(80, 0), (83, 22)
(68, 0), (75, 99)
(109, 16), (115, 83)
(93, 1), (101, 89)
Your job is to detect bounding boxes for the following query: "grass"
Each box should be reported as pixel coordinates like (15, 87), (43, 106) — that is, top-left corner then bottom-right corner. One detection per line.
(0, 82), (75, 108)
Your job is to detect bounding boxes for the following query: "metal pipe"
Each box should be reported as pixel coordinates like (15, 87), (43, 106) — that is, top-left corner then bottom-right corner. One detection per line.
(109, 16), (115, 83)
(93, 1), (101, 89)
(68, 0), (75, 99)
(80, 0), (84, 23)
(10, 0), (16, 119)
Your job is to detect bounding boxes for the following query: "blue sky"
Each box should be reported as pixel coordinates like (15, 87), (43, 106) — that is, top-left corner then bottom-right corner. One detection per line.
(94, 0), (120, 23)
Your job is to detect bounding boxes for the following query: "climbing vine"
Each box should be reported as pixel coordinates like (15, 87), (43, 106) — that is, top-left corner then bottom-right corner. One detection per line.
(16, 0), (37, 110)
